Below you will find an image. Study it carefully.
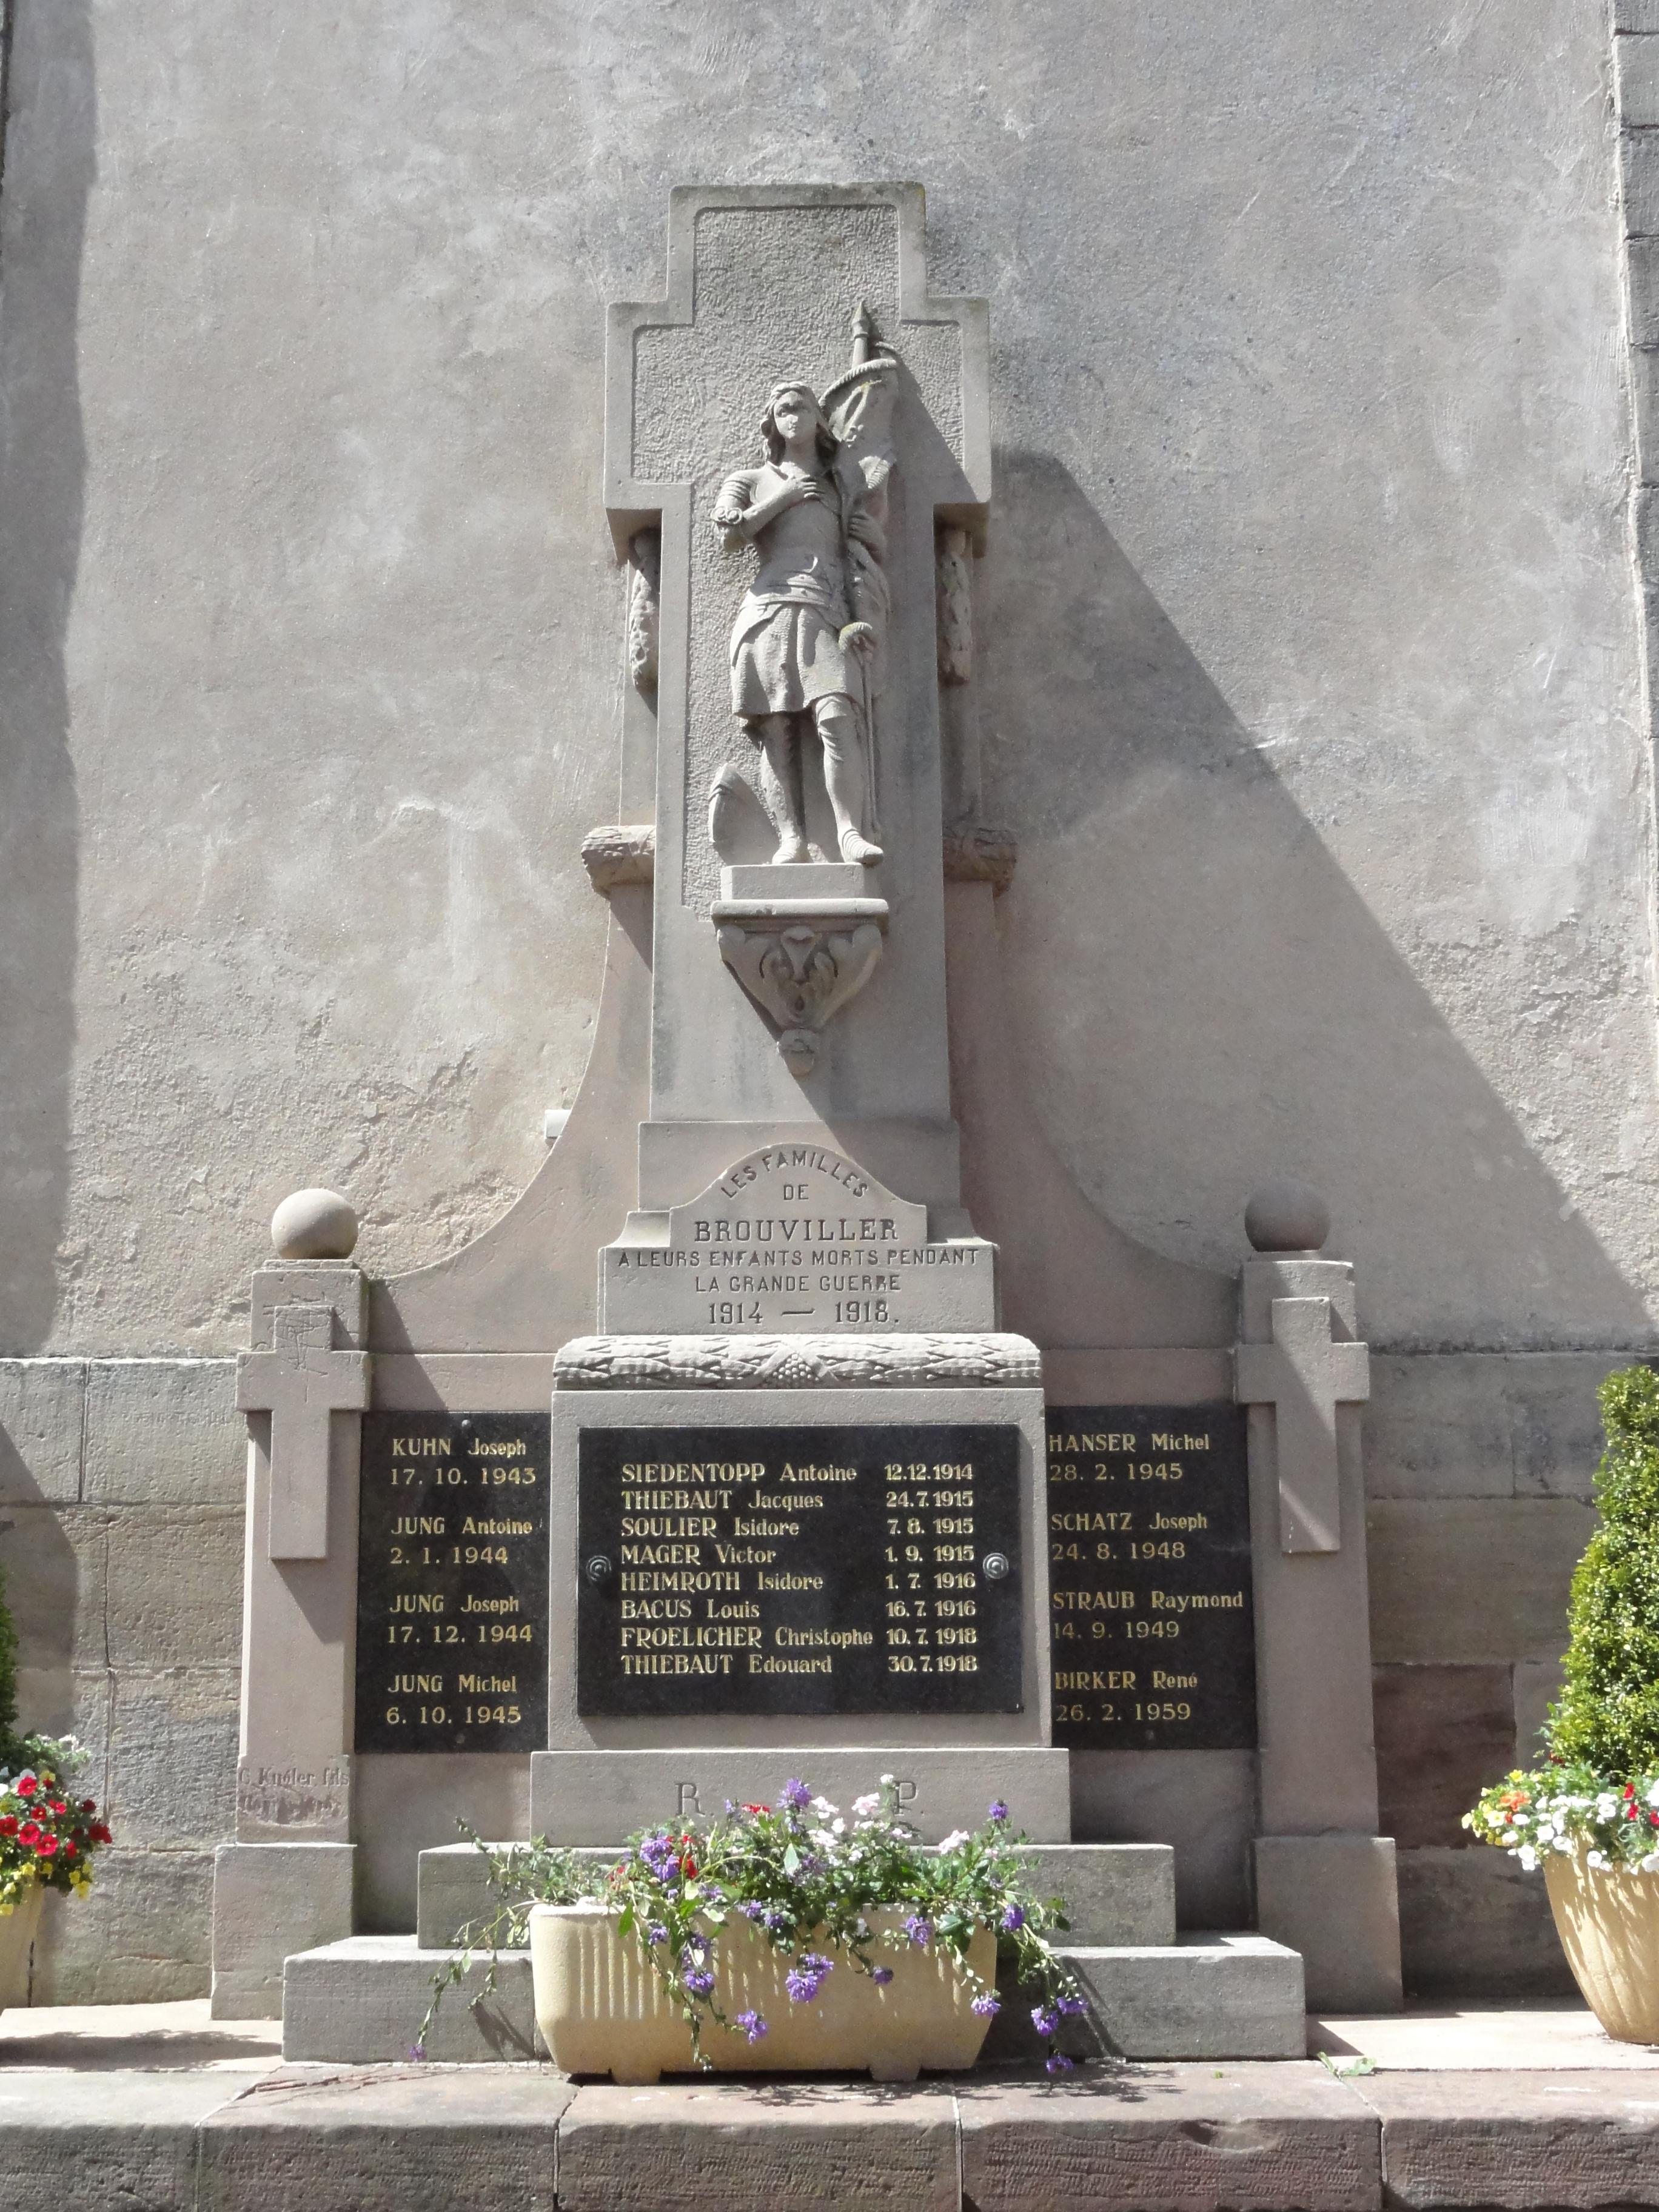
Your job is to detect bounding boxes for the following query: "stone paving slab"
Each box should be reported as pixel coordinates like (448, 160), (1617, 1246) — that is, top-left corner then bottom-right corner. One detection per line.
(198, 2064), (569, 2212)
(0, 2068), (245, 2212)
(957, 2060), (1382, 2212)
(1310, 2002), (1659, 2071)
(556, 2079), (960, 2210)
(1353, 2069), (1659, 2208)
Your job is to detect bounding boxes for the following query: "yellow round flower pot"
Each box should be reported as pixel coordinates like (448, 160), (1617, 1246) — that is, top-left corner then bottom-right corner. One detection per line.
(529, 1903), (997, 2082)
(1544, 1850), (1659, 2044)
(0, 1883), (45, 2015)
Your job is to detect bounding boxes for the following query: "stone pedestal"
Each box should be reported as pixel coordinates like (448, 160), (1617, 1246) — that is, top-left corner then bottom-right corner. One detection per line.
(1238, 1249), (1403, 2013)
(213, 1258), (368, 2018)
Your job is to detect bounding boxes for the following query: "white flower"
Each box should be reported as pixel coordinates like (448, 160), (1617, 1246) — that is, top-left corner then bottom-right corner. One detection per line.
(1596, 1794), (1619, 1822)
(808, 1828), (837, 1851)
(1587, 1850), (1609, 1870)
(938, 1829), (971, 1851)
(1537, 1825), (1556, 1844)
(1640, 1852), (1659, 1875)
(1649, 1783), (1659, 1809)
(1517, 1845), (1538, 1871)
(810, 1795), (839, 1818)
(852, 1794), (881, 1818)
(879, 1773), (896, 1786)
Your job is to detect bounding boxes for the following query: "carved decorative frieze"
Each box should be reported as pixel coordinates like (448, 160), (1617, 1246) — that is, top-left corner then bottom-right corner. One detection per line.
(936, 523), (974, 686)
(627, 529), (660, 696)
(554, 1332), (1042, 1390)
(581, 823), (655, 893)
(715, 913), (885, 1074)
(942, 821), (1017, 894)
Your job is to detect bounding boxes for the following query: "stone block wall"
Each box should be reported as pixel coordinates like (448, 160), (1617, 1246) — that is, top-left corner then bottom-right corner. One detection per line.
(0, 1359), (240, 2001)
(0, 1346), (1624, 2000)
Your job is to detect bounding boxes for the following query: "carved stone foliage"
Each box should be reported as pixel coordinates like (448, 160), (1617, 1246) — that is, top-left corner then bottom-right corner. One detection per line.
(716, 916), (884, 1075)
(936, 523), (974, 686)
(627, 529), (660, 696)
(942, 822), (1017, 894)
(581, 823), (655, 893)
(554, 1332), (1042, 1390)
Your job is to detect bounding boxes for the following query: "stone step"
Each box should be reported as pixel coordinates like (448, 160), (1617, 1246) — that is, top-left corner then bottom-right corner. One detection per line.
(283, 1926), (1299, 2066)
(415, 1838), (1177, 1949)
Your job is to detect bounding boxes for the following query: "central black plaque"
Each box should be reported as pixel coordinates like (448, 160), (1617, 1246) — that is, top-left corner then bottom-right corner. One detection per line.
(1045, 1404), (1257, 1751)
(355, 1411), (550, 1754)
(578, 1425), (1023, 1715)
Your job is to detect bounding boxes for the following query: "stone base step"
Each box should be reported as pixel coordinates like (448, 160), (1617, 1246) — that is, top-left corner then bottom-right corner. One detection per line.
(283, 1928), (1302, 2066)
(415, 1838), (1178, 1949)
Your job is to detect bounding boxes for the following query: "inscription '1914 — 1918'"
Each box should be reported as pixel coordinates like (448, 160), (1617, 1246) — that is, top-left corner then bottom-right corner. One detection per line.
(577, 1425), (1022, 1717)
(354, 1412), (550, 1755)
(1045, 1404), (1256, 1752)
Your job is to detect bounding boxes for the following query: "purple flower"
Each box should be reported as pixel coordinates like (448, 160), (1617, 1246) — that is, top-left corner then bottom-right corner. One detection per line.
(646, 1923), (668, 1946)
(780, 1778), (812, 1811)
(1056, 1994), (1087, 2017)
(1001, 1903), (1025, 1932)
(988, 1801), (1008, 1823)
(408, 2042), (426, 2060)
(683, 1968), (716, 1997)
(741, 1901), (766, 1921)
(971, 1993), (1001, 2017)
(766, 1912), (791, 1937)
(1031, 2005), (1060, 2037)
(902, 1915), (933, 1949)
(785, 1951), (834, 2002)
(734, 2008), (768, 2043)
(871, 1966), (894, 1985)
(1045, 2051), (1076, 2075)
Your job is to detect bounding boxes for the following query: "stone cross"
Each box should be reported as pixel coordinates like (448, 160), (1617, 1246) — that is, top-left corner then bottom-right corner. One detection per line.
(1235, 1295), (1370, 1555)
(236, 1304), (370, 1560)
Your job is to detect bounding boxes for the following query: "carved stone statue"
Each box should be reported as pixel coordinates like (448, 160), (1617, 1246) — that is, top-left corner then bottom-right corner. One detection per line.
(714, 327), (896, 866)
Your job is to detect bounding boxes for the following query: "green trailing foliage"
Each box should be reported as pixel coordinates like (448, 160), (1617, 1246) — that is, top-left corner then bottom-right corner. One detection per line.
(0, 1560), (21, 1766)
(1548, 1364), (1659, 1777)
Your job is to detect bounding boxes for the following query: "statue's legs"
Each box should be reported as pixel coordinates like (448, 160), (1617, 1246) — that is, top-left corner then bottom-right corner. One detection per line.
(814, 696), (883, 866)
(752, 714), (809, 864)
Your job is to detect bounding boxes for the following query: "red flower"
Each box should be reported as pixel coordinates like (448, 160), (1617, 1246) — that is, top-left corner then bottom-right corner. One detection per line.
(742, 1804), (769, 1816)
(91, 1823), (112, 1845)
(62, 1841), (76, 1858)
(17, 1777), (36, 1798)
(36, 1835), (58, 1857)
(48, 1801), (65, 1818)
(81, 1800), (96, 1815)
(17, 1823), (39, 1847)
(0, 1815), (16, 1837)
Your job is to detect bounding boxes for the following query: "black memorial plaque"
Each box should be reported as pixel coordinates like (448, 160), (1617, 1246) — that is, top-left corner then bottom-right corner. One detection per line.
(578, 1425), (1023, 1716)
(355, 1411), (550, 1754)
(1045, 1404), (1256, 1751)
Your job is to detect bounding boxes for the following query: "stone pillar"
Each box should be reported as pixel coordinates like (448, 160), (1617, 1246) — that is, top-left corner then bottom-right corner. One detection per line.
(1234, 1182), (1403, 2013)
(211, 1191), (366, 2019)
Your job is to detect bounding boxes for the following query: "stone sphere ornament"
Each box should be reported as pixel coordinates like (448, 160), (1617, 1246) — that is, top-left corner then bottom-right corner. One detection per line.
(1244, 1179), (1330, 1255)
(270, 1187), (359, 1260)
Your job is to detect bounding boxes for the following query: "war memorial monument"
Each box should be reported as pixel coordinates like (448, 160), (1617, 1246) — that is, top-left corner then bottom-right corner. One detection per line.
(4, 5), (1659, 2204)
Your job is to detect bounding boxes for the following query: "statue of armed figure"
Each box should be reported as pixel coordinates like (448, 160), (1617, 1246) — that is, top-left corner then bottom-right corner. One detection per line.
(712, 310), (897, 867)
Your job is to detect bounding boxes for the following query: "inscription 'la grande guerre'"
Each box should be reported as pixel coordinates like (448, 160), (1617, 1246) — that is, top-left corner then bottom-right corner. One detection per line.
(600, 1145), (994, 1335)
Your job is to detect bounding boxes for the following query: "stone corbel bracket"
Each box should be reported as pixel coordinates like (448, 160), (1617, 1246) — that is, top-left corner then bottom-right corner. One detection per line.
(712, 895), (889, 1075)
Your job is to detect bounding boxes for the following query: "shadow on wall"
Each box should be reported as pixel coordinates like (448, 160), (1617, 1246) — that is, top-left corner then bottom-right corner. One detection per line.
(0, 0), (90, 1352)
(981, 452), (1652, 1351)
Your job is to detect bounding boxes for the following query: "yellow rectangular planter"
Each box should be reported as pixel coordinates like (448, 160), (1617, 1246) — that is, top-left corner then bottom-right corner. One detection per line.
(529, 1903), (997, 2082)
